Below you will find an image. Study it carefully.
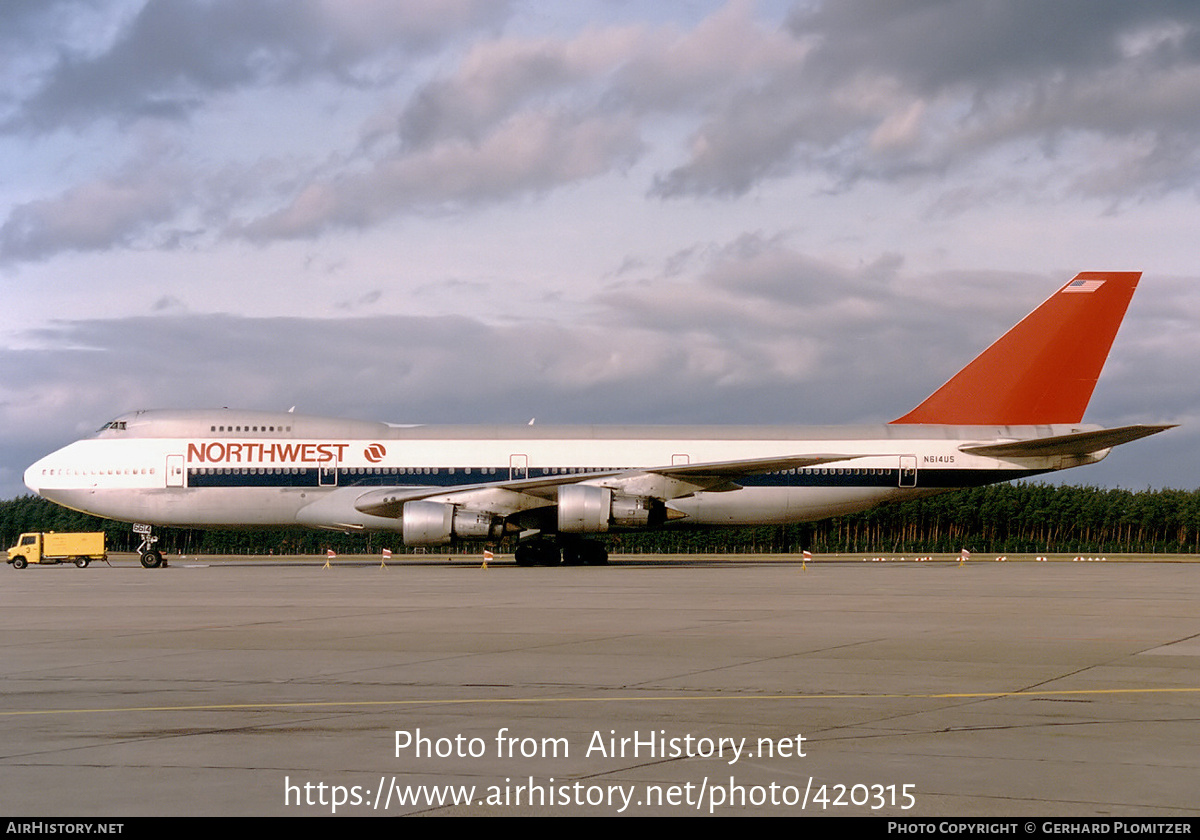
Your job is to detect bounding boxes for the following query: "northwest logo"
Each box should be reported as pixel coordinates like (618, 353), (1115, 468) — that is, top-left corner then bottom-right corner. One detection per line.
(364, 443), (387, 463)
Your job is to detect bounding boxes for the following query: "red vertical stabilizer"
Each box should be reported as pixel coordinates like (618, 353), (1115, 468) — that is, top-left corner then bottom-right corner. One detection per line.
(891, 271), (1141, 426)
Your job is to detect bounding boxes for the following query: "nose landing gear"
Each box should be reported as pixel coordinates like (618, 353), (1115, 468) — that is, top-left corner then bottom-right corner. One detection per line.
(133, 523), (166, 569)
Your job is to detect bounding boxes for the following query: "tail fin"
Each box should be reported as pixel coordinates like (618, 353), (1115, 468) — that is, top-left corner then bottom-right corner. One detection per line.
(892, 271), (1141, 426)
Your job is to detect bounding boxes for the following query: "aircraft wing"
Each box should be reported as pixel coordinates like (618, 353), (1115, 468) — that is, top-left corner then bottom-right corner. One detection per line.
(958, 424), (1175, 458)
(353, 452), (862, 518)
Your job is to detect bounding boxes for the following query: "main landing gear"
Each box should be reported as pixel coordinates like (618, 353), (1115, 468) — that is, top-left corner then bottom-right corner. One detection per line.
(513, 539), (608, 567)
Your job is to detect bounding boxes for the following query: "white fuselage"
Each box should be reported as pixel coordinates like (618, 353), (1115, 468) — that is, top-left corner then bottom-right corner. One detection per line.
(24, 409), (1099, 533)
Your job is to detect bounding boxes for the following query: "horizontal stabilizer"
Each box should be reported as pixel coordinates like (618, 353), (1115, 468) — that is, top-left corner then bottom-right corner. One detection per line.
(959, 424), (1175, 459)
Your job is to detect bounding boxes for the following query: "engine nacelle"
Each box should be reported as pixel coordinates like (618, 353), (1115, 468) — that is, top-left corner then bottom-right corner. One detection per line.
(557, 485), (610, 533)
(557, 485), (658, 533)
(402, 501), (505, 546)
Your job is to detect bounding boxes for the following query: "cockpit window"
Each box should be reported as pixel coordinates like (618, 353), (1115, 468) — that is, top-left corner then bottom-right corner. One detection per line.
(96, 420), (128, 432)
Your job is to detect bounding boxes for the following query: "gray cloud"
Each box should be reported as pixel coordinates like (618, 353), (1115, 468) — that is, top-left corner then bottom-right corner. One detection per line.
(237, 110), (643, 239)
(10, 2), (1200, 261)
(0, 155), (186, 261)
(655, 0), (1200, 198)
(398, 27), (642, 150)
(7, 0), (510, 132)
(234, 4), (802, 240)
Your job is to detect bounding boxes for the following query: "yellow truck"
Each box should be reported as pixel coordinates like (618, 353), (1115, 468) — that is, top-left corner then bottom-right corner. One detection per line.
(7, 532), (106, 569)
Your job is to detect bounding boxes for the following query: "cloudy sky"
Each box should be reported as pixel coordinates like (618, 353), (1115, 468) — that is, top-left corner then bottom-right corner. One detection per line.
(1, 0), (1196, 498)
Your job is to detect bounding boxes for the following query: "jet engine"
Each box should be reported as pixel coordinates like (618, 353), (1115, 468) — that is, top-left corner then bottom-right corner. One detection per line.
(556, 485), (661, 533)
(402, 500), (507, 546)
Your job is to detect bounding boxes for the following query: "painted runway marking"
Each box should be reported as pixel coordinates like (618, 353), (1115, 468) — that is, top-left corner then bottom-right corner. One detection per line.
(4, 686), (1198, 717)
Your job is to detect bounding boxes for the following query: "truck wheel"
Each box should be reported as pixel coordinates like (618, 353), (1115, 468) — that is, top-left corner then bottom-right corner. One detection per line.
(12, 556), (27, 569)
(75, 557), (90, 568)
(140, 551), (163, 569)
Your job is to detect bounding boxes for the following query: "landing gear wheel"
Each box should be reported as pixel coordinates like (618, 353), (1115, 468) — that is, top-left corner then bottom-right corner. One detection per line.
(12, 556), (27, 570)
(140, 550), (163, 569)
(514, 541), (561, 567)
(535, 542), (561, 566)
(75, 557), (90, 568)
(561, 542), (606, 566)
(582, 543), (608, 566)
(514, 544), (536, 567)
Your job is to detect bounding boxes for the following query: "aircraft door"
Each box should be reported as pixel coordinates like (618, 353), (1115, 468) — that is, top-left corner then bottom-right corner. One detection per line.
(510, 454), (528, 481)
(319, 454), (338, 487)
(899, 455), (917, 487)
(166, 454), (185, 488)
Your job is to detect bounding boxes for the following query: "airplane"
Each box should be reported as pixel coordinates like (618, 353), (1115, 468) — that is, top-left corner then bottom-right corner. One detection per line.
(22, 271), (1172, 568)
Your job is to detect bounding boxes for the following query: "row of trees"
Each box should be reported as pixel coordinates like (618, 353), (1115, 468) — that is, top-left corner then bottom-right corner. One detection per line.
(3, 482), (1199, 556)
(612, 483), (1200, 555)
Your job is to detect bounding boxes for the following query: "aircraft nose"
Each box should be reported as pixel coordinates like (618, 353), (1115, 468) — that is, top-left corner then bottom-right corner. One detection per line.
(24, 456), (47, 494)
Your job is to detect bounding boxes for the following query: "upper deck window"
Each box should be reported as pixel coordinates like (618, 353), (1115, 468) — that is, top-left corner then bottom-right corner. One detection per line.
(211, 424), (284, 434)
